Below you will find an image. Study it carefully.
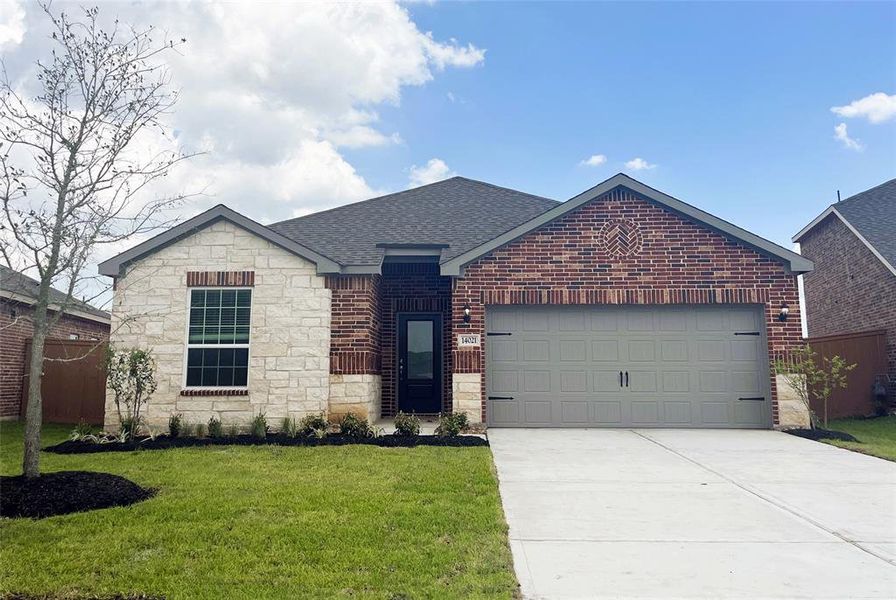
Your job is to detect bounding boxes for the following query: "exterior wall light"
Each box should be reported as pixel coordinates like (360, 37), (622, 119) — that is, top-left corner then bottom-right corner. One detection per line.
(778, 302), (790, 322)
(463, 302), (472, 323)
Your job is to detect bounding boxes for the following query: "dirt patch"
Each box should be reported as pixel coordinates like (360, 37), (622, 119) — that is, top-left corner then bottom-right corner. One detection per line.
(46, 433), (489, 455)
(0, 471), (155, 519)
(784, 428), (859, 443)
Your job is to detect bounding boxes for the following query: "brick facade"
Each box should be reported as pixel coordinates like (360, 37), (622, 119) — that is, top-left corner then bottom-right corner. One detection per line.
(799, 214), (896, 400)
(0, 299), (109, 418)
(451, 187), (803, 424)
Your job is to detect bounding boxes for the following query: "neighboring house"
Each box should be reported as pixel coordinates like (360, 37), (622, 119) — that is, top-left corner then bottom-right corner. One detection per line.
(793, 178), (896, 402)
(0, 265), (111, 419)
(98, 173), (813, 430)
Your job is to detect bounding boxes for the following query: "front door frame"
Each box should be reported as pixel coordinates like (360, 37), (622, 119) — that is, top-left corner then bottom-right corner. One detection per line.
(396, 312), (443, 413)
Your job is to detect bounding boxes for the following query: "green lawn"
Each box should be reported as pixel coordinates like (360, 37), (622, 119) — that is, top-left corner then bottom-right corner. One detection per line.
(0, 422), (517, 599)
(824, 416), (896, 462)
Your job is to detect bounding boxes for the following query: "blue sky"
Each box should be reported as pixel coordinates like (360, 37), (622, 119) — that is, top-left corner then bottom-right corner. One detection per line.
(353, 1), (896, 249)
(3, 0), (894, 263)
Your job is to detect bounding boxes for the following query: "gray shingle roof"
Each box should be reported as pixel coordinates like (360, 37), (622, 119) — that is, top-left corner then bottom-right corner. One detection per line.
(834, 178), (896, 268)
(269, 176), (559, 267)
(0, 264), (110, 321)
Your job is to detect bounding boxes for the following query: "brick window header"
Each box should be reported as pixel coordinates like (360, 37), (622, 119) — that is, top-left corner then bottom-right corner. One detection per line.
(187, 271), (255, 287)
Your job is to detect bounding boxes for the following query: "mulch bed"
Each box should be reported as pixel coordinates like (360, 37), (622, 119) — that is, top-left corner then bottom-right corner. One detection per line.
(0, 471), (155, 519)
(784, 428), (859, 442)
(46, 433), (489, 455)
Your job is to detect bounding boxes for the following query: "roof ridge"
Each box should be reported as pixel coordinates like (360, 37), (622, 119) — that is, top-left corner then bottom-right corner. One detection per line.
(269, 176), (556, 227)
(838, 177), (896, 206)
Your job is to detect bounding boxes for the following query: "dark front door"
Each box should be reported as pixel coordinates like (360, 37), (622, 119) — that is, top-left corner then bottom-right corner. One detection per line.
(398, 313), (442, 413)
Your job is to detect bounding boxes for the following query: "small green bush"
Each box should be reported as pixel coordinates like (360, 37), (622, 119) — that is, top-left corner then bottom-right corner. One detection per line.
(393, 412), (420, 437)
(339, 412), (376, 438)
(119, 416), (141, 441)
(298, 412), (329, 438)
(207, 417), (223, 438)
(168, 413), (184, 438)
(69, 421), (95, 441)
(280, 416), (297, 437)
(250, 413), (268, 439)
(435, 412), (468, 437)
(194, 423), (206, 438)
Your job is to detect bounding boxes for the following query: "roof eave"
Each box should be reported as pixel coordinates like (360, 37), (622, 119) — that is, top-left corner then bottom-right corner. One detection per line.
(441, 173), (814, 276)
(98, 205), (343, 277)
(794, 206), (896, 277)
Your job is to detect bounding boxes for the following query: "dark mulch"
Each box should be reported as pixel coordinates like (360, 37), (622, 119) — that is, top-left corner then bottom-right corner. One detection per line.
(2, 595), (162, 600)
(784, 428), (859, 442)
(46, 433), (489, 455)
(0, 471), (155, 519)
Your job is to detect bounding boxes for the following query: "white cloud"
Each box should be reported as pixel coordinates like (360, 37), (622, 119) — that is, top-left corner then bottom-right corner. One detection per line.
(625, 157), (656, 171)
(580, 154), (607, 167)
(833, 123), (864, 151)
(408, 158), (455, 187)
(3, 1), (484, 223)
(831, 92), (896, 124)
(0, 0), (25, 50)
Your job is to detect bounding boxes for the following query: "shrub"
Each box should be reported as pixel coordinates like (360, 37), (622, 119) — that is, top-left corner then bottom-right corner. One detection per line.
(298, 412), (329, 438)
(774, 345), (856, 429)
(393, 412), (420, 437)
(339, 412), (377, 438)
(250, 413), (268, 439)
(168, 413), (184, 438)
(280, 416), (297, 437)
(435, 412), (468, 437)
(207, 417), (223, 438)
(106, 347), (157, 441)
(194, 423), (206, 438)
(69, 421), (96, 441)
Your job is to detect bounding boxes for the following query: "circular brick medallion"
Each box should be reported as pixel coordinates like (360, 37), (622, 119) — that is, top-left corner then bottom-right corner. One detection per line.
(598, 218), (643, 257)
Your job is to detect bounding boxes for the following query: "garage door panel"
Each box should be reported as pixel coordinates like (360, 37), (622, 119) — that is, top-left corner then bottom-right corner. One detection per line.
(523, 371), (552, 392)
(592, 401), (623, 424)
(486, 305), (770, 428)
(560, 371), (587, 392)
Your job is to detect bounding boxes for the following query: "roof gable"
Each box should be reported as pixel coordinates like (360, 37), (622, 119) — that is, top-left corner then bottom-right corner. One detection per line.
(440, 174), (813, 276)
(268, 177), (558, 269)
(0, 265), (110, 323)
(98, 205), (341, 277)
(793, 178), (896, 276)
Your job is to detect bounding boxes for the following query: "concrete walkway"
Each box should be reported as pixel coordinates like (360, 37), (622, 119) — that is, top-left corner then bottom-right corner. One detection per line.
(488, 429), (896, 599)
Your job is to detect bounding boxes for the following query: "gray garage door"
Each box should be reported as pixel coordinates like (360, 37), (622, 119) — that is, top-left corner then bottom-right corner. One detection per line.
(486, 305), (771, 428)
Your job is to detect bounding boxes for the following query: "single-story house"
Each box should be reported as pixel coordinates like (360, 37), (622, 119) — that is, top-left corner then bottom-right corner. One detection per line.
(794, 178), (895, 403)
(99, 173), (813, 430)
(0, 265), (111, 419)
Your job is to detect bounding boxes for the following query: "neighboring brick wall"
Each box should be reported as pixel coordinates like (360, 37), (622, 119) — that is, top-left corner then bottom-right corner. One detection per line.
(0, 298), (109, 418)
(452, 186), (803, 424)
(800, 214), (896, 400)
(108, 219), (331, 429)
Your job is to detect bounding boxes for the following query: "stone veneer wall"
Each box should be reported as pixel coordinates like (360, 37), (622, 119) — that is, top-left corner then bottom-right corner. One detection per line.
(452, 187), (804, 426)
(106, 219), (331, 429)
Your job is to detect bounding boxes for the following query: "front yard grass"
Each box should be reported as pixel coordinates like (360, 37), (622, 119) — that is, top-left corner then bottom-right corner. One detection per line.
(0, 422), (517, 599)
(824, 415), (896, 461)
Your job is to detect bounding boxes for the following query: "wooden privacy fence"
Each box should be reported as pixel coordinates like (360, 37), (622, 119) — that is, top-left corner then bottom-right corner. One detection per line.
(21, 339), (108, 425)
(807, 330), (888, 419)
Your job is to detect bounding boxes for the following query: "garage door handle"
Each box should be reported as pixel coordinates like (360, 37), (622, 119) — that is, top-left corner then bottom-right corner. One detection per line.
(625, 371), (629, 387)
(738, 397), (766, 401)
(619, 371), (623, 387)
(488, 396), (514, 400)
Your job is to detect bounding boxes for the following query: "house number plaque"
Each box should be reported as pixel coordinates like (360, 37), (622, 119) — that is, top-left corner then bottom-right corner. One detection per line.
(457, 334), (481, 347)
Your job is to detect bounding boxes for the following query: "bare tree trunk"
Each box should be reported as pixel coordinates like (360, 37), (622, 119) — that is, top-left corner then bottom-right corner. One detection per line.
(23, 299), (49, 478)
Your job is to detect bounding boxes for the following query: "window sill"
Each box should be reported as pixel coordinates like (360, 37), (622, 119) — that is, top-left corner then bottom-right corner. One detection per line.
(180, 388), (249, 397)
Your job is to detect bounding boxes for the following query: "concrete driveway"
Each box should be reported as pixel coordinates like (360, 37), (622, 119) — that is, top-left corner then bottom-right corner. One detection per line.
(488, 429), (896, 599)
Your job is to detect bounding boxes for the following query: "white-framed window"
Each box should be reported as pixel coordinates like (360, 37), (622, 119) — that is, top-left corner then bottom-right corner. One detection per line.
(184, 288), (251, 388)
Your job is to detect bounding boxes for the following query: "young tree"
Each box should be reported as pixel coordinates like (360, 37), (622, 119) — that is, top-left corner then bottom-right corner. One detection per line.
(0, 4), (192, 477)
(774, 344), (856, 429)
